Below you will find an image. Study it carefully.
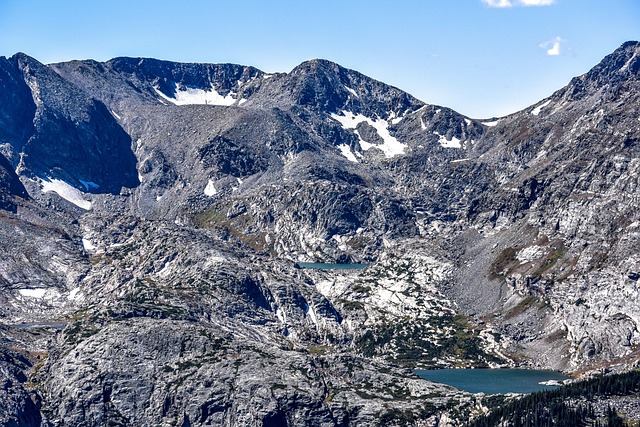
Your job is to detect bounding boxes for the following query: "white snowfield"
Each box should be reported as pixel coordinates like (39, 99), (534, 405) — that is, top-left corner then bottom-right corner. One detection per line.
(481, 120), (499, 127)
(388, 110), (403, 125)
(337, 144), (358, 163)
(433, 131), (462, 148)
(68, 287), (82, 301)
(343, 85), (358, 97)
(41, 178), (92, 210)
(531, 99), (552, 116)
(331, 110), (407, 158)
(82, 238), (96, 251)
(17, 287), (66, 301)
(154, 83), (238, 106)
(18, 288), (48, 298)
(204, 179), (217, 196)
(620, 46), (639, 72)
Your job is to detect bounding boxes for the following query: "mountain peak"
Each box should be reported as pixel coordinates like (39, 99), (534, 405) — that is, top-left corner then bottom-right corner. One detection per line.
(9, 52), (36, 62)
(291, 58), (344, 73)
(281, 58), (424, 118)
(590, 40), (640, 77)
(553, 41), (639, 102)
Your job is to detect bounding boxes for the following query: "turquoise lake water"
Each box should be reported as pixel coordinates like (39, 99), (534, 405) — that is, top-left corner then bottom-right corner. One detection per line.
(415, 369), (569, 394)
(296, 262), (368, 270)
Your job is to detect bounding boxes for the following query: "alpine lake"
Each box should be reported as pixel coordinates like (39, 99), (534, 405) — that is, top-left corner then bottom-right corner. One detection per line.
(415, 369), (570, 394)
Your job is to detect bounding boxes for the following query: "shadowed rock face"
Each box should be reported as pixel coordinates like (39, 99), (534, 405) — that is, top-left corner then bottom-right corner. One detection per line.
(0, 153), (28, 212)
(0, 42), (638, 426)
(1, 53), (139, 194)
(0, 56), (36, 163)
(0, 350), (41, 427)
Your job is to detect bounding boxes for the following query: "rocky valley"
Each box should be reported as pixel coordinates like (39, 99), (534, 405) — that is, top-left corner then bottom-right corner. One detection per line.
(0, 41), (639, 426)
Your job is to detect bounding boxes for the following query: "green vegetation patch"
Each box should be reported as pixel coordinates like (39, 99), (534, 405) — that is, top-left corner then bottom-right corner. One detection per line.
(63, 321), (99, 345)
(355, 314), (502, 368)
(490, 246), (519, 279)
(194, 204), (270, 252)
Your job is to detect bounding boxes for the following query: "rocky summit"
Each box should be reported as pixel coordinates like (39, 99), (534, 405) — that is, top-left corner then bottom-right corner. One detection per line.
(0, 41), (638, 426)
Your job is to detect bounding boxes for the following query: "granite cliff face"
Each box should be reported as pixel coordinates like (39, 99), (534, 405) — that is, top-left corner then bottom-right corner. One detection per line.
(0, 42), (638, 426)
(453, 40), (640, 369)
(0, 54), (139, 195)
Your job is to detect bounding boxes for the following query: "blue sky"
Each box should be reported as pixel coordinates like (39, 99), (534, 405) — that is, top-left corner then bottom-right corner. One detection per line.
(0, 0), (638, 118)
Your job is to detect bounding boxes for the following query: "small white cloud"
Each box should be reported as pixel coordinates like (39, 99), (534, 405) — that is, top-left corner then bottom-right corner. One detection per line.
(482, 0), (555, 6)
(547, 41), (561, 56)
(540, 37), (564, 56)
(481, 0), (513, 7)
(519, 0), (555, 5)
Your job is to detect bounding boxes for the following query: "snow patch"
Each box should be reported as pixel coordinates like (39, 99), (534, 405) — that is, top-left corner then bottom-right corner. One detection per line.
(344, 85), (358, 97)
(531, 99), (552, 116)
(420, 116), (428, 130)
(337, 144), (358, 162)
(433, 131), (462, 148)
(263, 74), (273, 79)
(481, 120), (499, 127)
(204, 180), (217, 196)
(82, 238), (96, 251)
(621, 48), (639, 72)
(331, 111), (367, 129)
(154, 83), (237, 106)
(330, 110), (407, 158)
(41, 178), (92, 210)
(388, 111), (403, 124)
(68, 287), (82, 301)
(18, 288), (47, 298)
(111, 110), (121, 120)
(306, 304), (318, 326)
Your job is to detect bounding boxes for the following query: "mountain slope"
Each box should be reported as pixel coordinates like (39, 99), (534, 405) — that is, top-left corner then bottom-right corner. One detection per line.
(448, 40), (640, 368)
(0, 42), (638, 426)
(1, 52), (486, 426)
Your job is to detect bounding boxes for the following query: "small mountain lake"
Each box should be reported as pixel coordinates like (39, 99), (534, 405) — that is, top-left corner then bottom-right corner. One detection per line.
(295, 262), (368, 270)
(415, 369), (570, 394)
